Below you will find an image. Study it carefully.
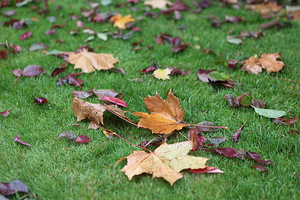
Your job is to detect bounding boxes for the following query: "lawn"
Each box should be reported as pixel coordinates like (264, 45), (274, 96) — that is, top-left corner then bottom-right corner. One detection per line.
(0, 0), (299, 199)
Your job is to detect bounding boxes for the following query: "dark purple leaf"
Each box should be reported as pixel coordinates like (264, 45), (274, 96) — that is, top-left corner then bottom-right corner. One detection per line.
(0, 180), (29, 196)
(188, 127), (204, 151)
(228, 59), (238, 70)
(166, 67), (190, 75)
(68, 75), (83, 88)
(9, 43), (22, 53)
(225, 15), (243, 23)
(45, 29), (55, 35)
(189, 166), (224, 174)
(160, 0), (190, 14)
(29, 43), (49, 52)
(51, 22), (68, 29)
(19, 31), (32, 41)
(140, 140), (149, 147)
(172, 43), (190, 53)
(34, 97), (48, 104)
(75, 135), (91, 143)
(12, 69), (23, 77)
(0, 108), (12, 117)
(274, 117), (297, 125)
(246, 151), (273, 165)
(197, 69), (216, 82)
(12, 19), (28, 29)
(232, 120), (246, 143)
(0, 49), (6, 59)
(201, 49), (216, 55)
(141, 61), (159, 73)
(71, 90), (94, 98)
(210, 145), (242, 158)
(22, 65), (46, 77)
(251, 165), (268, 174)
(51, 67), (66, 78)
(56, 131), (77, 141)
(143, 12), (158, 19)
(178, 25), (186, 30)
(14, 134), (32, 146)
(251, 95), (266, 109)
(3, 18), (19, 26)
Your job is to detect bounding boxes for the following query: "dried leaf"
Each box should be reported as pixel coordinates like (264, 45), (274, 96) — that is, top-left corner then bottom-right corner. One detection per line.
(144, 0), (173, 9)
(232, 121), (246, 143)
(68, 49), (119, 73)
(189, 166), (224, 174)
(75, 135), (92, 143)
(14, 134), (32, 146)
(251, 165), (268, 174)
(0, 108), (12, 117)
(34, 97), (48, 104)
(196, 121), (220, 132)
(247, 2), (282, 15)
(274, 117), (297, 125)
(252, 106), (286, 118)
(133, 90), (187, 134)
(246, 152), (274, 165)
(153, 68), (171, 80)
(209, 136), (228, 146)
(113, 14), (135, 29)
(71, 90), (94, 98)
(119, 141), (208, 186)
(56, 131), (77, 141)
(0, 180), (29, 196)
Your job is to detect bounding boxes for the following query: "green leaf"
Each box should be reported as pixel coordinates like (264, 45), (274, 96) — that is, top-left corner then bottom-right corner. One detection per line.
(209, 71), (230, 81)
(97, 33), (108, 41)
(227, 37), (242, 45)
(252, 106), (286, 118)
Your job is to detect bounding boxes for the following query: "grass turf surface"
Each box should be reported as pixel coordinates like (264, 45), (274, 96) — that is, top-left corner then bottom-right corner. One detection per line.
(0, 1), (299, 199)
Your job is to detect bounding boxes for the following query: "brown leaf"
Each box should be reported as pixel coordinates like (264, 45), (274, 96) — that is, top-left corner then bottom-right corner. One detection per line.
(241, 53), (285, 75)
(274, 117), (297, 125)
(119, 141), (208, 186)
(133, 90), (187, 134)
(247, 2), (282, 15)
(68, 49), (119, 73)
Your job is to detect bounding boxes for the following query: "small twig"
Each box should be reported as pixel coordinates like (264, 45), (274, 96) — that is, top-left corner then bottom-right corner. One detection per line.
(275, 78), (299, 84)
(11, 76), (21, 87)
(113, 132), (152, 153)
(184, 123), (228, 130)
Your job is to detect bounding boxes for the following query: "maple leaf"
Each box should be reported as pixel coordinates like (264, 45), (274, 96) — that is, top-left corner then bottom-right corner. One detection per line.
(153, 68), (171, 80)
(144, 0), (173, 9)
(133, 90), (187, 134)
(68, 49), (119, 73)
(241, 53), (284, 75)
(113, 15), (135, 29)
(119, 141), (208, 186)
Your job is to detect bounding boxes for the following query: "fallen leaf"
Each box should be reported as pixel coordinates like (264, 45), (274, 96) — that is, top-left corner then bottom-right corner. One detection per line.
(14, 134), (32, 146)
(252, 106), (286, 118)
(71, 90), (94, 99)
(19, 31), (32, 41)
(34, 97), (48, 104)
(246, 151), (274, 165)
(144, 0), (173, 9)
(140, 136), (167, 148)
(0, 108), (12, 117)
(0, 49), (6, 59)
(274, 117), (297, 125)
(68, 74), (84, 88)
(241, 53), (285, 75)
(71, 88), (119, 99)
(226, 36), (242, 45)
(197, 69), (234, 89)
(113, 14), (135, 29)
(232, 121), (246, 143)
(56, 131), (77, 141)
(166, 67), (190, 76)
(51, 67), (66, 78)
(153, 68), (171, 80)
(68, 49), (119, 73)
(251, 165), (268, 174)
(189, 166), (224, 174)
(119, 141), (208, 186)
(247, 2), (282, 15)
(45, 29), (55, 35)
(10, 43), (22, 53)
(133, 90), (187, 134)
(0, 180), (29, 196)
(141, 61), (159, 73)
(223, 92), (265, 108)
(101, 96), (128, 108)
(75, 135), (92, 143)
(209, 136), (228, 146)
(196, 121), (220, 132)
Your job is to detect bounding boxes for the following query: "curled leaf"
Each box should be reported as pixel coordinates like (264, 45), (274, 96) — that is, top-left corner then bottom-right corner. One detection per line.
(14, 134), (32, 146)
(56, 131), (77, 141)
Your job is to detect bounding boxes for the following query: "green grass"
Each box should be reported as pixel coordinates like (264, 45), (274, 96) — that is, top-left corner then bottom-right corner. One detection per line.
(1, 1), (299, 199)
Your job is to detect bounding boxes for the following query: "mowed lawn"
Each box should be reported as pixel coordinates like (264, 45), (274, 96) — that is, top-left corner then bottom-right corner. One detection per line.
(0, 0), (299, 199)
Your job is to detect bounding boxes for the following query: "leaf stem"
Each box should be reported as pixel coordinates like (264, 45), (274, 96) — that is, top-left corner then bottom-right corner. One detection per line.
(184, 123), (228, 130)
(113, 132), (152, 153)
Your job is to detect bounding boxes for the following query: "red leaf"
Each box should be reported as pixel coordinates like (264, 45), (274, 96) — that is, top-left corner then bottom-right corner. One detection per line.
(166, 67), (190, 76)
(68, 74), (83, 88)
(51, 67), (66, 77)
(51, 22), (68, 29)
(0, 108), (12, 117)
(102, 96), (128, 108)
(22, 65), (46, 77)
(210, 145), (242, 158)
(34, 97), (48, 104)
(232, 120), (246, 143)
(133, 27), (141, 32)
(228, 59), (238, 70)
(189, 166), (224, 174)
(251, 165), (268, 174)
(274, 117), (297, 125)
(45, 29), (55, 35)
(12, 69), (23, 77)
(141, 61), (158, 73)
(0, 49), (7, 59)
(10, 43), (22, 53)
(0, 180), (29, 196)
(19, 31), (32, 41)
(75, 135), (91, 143)
(246, 151), (273, 165)
(76, 20), (85, 28)
(14, 134), (32, 146)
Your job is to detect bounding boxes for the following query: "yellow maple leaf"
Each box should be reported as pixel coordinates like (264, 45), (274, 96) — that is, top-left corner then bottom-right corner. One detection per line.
(144, 0), (173, 9)
(113, 15), (135, 29)
(133, 90), (187, 134)
(153, 68), (171, 80)
(68, 49), (119, 73)
(119, 141), (208, 186)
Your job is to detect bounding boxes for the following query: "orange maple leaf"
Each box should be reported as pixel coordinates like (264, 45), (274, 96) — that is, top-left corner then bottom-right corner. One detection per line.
(68, 49), (119, 73)
(133, 90), (187, 134)
(119, 141), (209, 186)
(112, 14), (135, 29)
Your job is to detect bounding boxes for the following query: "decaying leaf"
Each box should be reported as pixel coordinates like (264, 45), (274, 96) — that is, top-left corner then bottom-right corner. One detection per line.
(223, 92), (266, 108)
(112, 14), (135, 29)
(209, 136), (228, 146)
(232, 121), (246, 143)
(0, 180), (29, 196)
(34, 97), (48, 104)
(68, 49), (119, 73)
(144, 0), (173, 9)
(247, 2), (282, 15)
(119, 141), (209, 185)
(251, 165), (268, 174)
(153, 68), (171, 80)
(56, 131), (77, 141)
(197, 69), (234, 89)
(274, 117), (297, 125)
(133, 90), (187, 134)
(241, 53), (285, 75)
